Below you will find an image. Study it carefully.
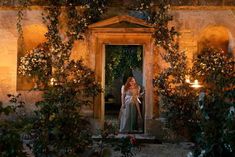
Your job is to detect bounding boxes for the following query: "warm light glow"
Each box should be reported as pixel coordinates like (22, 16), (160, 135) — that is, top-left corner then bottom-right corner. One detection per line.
(190, 80), (202, 88)
(185, 76), (191, 83)
(50, 78), (56, 86)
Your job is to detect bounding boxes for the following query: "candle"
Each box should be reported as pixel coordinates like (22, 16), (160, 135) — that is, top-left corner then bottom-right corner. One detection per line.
(191, 80), (202, 88)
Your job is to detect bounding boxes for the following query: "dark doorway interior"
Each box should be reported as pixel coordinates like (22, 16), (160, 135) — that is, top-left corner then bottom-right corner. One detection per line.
(105, 45), (144, 133)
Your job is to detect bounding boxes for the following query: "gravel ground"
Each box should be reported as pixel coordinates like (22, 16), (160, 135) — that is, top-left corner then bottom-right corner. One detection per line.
(23, 136), (192, 157)
(111, 143), (191, 157)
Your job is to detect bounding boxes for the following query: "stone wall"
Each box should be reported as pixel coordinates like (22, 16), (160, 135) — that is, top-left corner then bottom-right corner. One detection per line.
(173, 8), (235, 63)
(153, 8), (235, 117)
(0, 6), (234, 111)
(0, 9), (45, 111)
(0, 9), (18, 104)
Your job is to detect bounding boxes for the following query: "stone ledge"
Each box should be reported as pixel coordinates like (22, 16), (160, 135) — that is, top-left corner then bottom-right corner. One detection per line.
(92, 133), (162, 144)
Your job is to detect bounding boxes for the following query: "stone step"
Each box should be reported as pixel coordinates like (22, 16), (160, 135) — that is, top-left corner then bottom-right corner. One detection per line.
(92, 134), (162, 144)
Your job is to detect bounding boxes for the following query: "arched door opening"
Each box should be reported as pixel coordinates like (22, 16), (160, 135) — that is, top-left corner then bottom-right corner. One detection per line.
(198, 26), (233, 57)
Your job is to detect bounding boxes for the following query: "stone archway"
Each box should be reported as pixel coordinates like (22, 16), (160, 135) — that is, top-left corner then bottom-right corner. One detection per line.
(17, 24), (47, 91)
(88, 15), (156, 133)
(198, 26), (231, 54)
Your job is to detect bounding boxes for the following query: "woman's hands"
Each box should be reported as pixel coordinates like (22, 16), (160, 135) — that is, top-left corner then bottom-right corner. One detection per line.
(139, 91), (145, 98)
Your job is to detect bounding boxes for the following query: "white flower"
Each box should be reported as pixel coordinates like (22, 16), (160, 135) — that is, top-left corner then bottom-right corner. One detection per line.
(205, 115), (209, 120)
(229, 106), (235, 114)
(200, 105), (203, 109)
(187, 152), (193, 157)
(224, 143), (232, 152)
(198, 150), (206, 157)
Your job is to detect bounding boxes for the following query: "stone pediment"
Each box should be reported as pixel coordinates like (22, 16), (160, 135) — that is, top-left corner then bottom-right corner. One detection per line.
(88, 15), (153, 28)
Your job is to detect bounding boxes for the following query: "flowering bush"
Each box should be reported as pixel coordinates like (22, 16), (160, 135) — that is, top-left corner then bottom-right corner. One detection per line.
(191, 48), (235, 157)
(16, 0), (106, 156)
(92, 122), (140, 157)
(115, 135), (140, 157)
(18, 44), (52, 84)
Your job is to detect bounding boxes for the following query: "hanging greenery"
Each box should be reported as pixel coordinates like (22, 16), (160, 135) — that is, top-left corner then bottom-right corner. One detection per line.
(13, 0), (235, 157)
(0, 95), (28, 157)
(14, 0), (184, 156)
(136, 0), (235, 156)
(134, 0), (194, 139)
(17, 0), (106, 156)
(105, 45), (142, 86)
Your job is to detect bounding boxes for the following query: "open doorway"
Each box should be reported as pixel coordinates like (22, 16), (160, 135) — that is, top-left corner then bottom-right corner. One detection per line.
(105, 45), (144, 133)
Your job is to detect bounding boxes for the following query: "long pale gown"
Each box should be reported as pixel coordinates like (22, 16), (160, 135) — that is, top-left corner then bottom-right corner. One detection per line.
(119, 86), (140, 133)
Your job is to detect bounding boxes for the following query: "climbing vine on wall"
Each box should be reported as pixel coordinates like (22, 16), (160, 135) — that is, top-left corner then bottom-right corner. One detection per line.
(17, 0), (106, 156)
(134, 0), (198, 140)
(18, 0), (107, 87)
(134, 1), (235, 157)
(15, 0), (234, 157)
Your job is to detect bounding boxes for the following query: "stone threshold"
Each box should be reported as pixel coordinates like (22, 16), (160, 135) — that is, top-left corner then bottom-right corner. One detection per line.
(92, 134), (162, 144)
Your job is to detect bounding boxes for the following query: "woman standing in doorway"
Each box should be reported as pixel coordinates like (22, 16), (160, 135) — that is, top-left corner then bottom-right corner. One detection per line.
(119, 77), (143, 133)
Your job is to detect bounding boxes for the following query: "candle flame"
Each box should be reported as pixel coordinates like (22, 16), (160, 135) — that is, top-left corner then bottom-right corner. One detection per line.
(190, 80), (202, 88)
(50, 78), (56, 86)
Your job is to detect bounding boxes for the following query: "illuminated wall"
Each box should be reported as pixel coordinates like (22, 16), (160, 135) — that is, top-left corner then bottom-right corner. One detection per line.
(0, 6), (234, 109)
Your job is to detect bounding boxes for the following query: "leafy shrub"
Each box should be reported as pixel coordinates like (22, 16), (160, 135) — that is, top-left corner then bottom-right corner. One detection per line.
(0, 95), (27, 157)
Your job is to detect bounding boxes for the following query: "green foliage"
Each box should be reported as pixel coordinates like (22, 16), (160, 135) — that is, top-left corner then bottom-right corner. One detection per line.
(135, 0), (198, 139)
(17, 0), (105, 156)
(105, 45), (143, 86)
(0, 124), (26, 157)
(191, 48), (234, 90)
(115, 136), (140, 157)
(0, 95), (28, 157)
(93, 122), (140, 157)
(191, 48), (235, 157)
(29, 59), (101, 156)
(18, 44), (52, 85)
(31, 101), (93, 157)
(138, 1), (235, 156)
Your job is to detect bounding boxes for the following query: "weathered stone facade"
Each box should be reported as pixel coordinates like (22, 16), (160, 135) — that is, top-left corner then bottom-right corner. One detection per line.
(0, 5), (234, 134)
